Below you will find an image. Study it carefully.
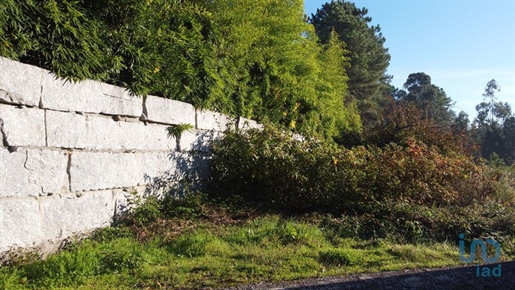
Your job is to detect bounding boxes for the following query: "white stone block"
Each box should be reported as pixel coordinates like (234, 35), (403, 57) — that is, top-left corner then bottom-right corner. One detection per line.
(140, 152), (172, 179)
(0, 149), (69, 198)
(0, 198), (41, 252)
(41, 73), (142, 117)
(40, 191), (114, 240)
(163, 151), (210, 181)
(0, 57), (43, 107)
(138, 152), (183, 196)
(89, 152), (196, 196)
(98, 82), (142, 117)
(46, 111), (175, 151)
(70, 151), (176, 192)
(179, 130), (219, 152)
(70, 152), (142, 192)
(122, 122), (175, 151)
(178, 130), (197, 152)
(193, 154), (211, 180)
(0, 105), (45, 147)
(238, 117), (263, 130)
(196, 109), (235, 131)
(46, 110), (87, 149)
(112, 187), (146, 217)
(144, 95), (195, 125)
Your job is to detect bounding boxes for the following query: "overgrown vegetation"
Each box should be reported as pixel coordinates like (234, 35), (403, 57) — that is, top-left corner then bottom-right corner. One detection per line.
(2, 0), (512, 158)
(1, 0), (514, 288)
(208, 125), (515, 243)
(0, 0), (362, 140)
(1, 187), (513, 289)
(0, 209), (485, 289)
(1, 123), (514, 287)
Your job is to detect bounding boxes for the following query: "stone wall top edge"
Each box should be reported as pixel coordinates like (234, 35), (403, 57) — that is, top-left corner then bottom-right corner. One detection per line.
(1, 57), (259, 126)
(0, 57), (44, 107)
(144, 95), (196, 126)
(196, 108), (237, 131)
(0, 146), (180, 154)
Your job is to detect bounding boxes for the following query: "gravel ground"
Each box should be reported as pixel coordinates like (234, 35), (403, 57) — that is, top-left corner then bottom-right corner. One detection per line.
(223, 261), (514, 290)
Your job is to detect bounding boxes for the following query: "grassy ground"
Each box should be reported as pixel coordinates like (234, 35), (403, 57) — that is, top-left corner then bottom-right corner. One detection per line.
(2, 208), (511, 290)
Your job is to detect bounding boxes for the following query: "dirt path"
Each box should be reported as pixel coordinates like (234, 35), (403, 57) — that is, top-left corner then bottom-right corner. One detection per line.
(224, 261), (514, 290)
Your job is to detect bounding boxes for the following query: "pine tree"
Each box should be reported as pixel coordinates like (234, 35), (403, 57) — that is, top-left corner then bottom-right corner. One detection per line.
(309, 0), (391, 121)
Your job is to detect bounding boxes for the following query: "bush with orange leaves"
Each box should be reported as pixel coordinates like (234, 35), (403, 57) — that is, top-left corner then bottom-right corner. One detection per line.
(208, 126), (495, 214)
(208, 125), (514, 242)
(360, 99), (477, 156)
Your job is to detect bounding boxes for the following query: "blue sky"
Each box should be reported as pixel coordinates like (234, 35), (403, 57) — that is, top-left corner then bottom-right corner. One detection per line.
(304, 0), (515, 120)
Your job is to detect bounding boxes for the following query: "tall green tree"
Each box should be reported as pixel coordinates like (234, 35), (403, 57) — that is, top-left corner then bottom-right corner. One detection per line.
(207, 0), (360, 139)
(309, 0), (391, 122)
(475, 79), (512, 127)
(452, 111), (470, 133)
(314, 30), (361, 139)
(503, 116), (515, 165)
(1, 0), (362, 140)
(473, 79), (514, 164)
(399, 72), (455, 124)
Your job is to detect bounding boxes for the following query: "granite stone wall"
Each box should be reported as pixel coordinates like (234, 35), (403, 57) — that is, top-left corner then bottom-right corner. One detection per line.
(0, 56), (261, 259)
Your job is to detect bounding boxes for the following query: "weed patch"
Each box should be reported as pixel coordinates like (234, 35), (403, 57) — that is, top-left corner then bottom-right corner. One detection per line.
(2, 212), (510, 289)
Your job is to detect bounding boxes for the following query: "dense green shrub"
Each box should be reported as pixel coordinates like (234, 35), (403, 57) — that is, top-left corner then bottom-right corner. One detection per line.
(208, 125), (513, 242)
(208, 125), (340, 212)
(488, 163), (515, 204)
(332, 201), (515, 243)
(208, 126), (494, 213)
(82, 0), (219, 100)
(0, 0), (32, 59)
(0, 0), (118, 81)
(123, 189), (208, 227)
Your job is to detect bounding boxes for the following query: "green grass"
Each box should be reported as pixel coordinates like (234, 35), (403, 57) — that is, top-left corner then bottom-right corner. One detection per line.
(2, 214), (503, 290)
